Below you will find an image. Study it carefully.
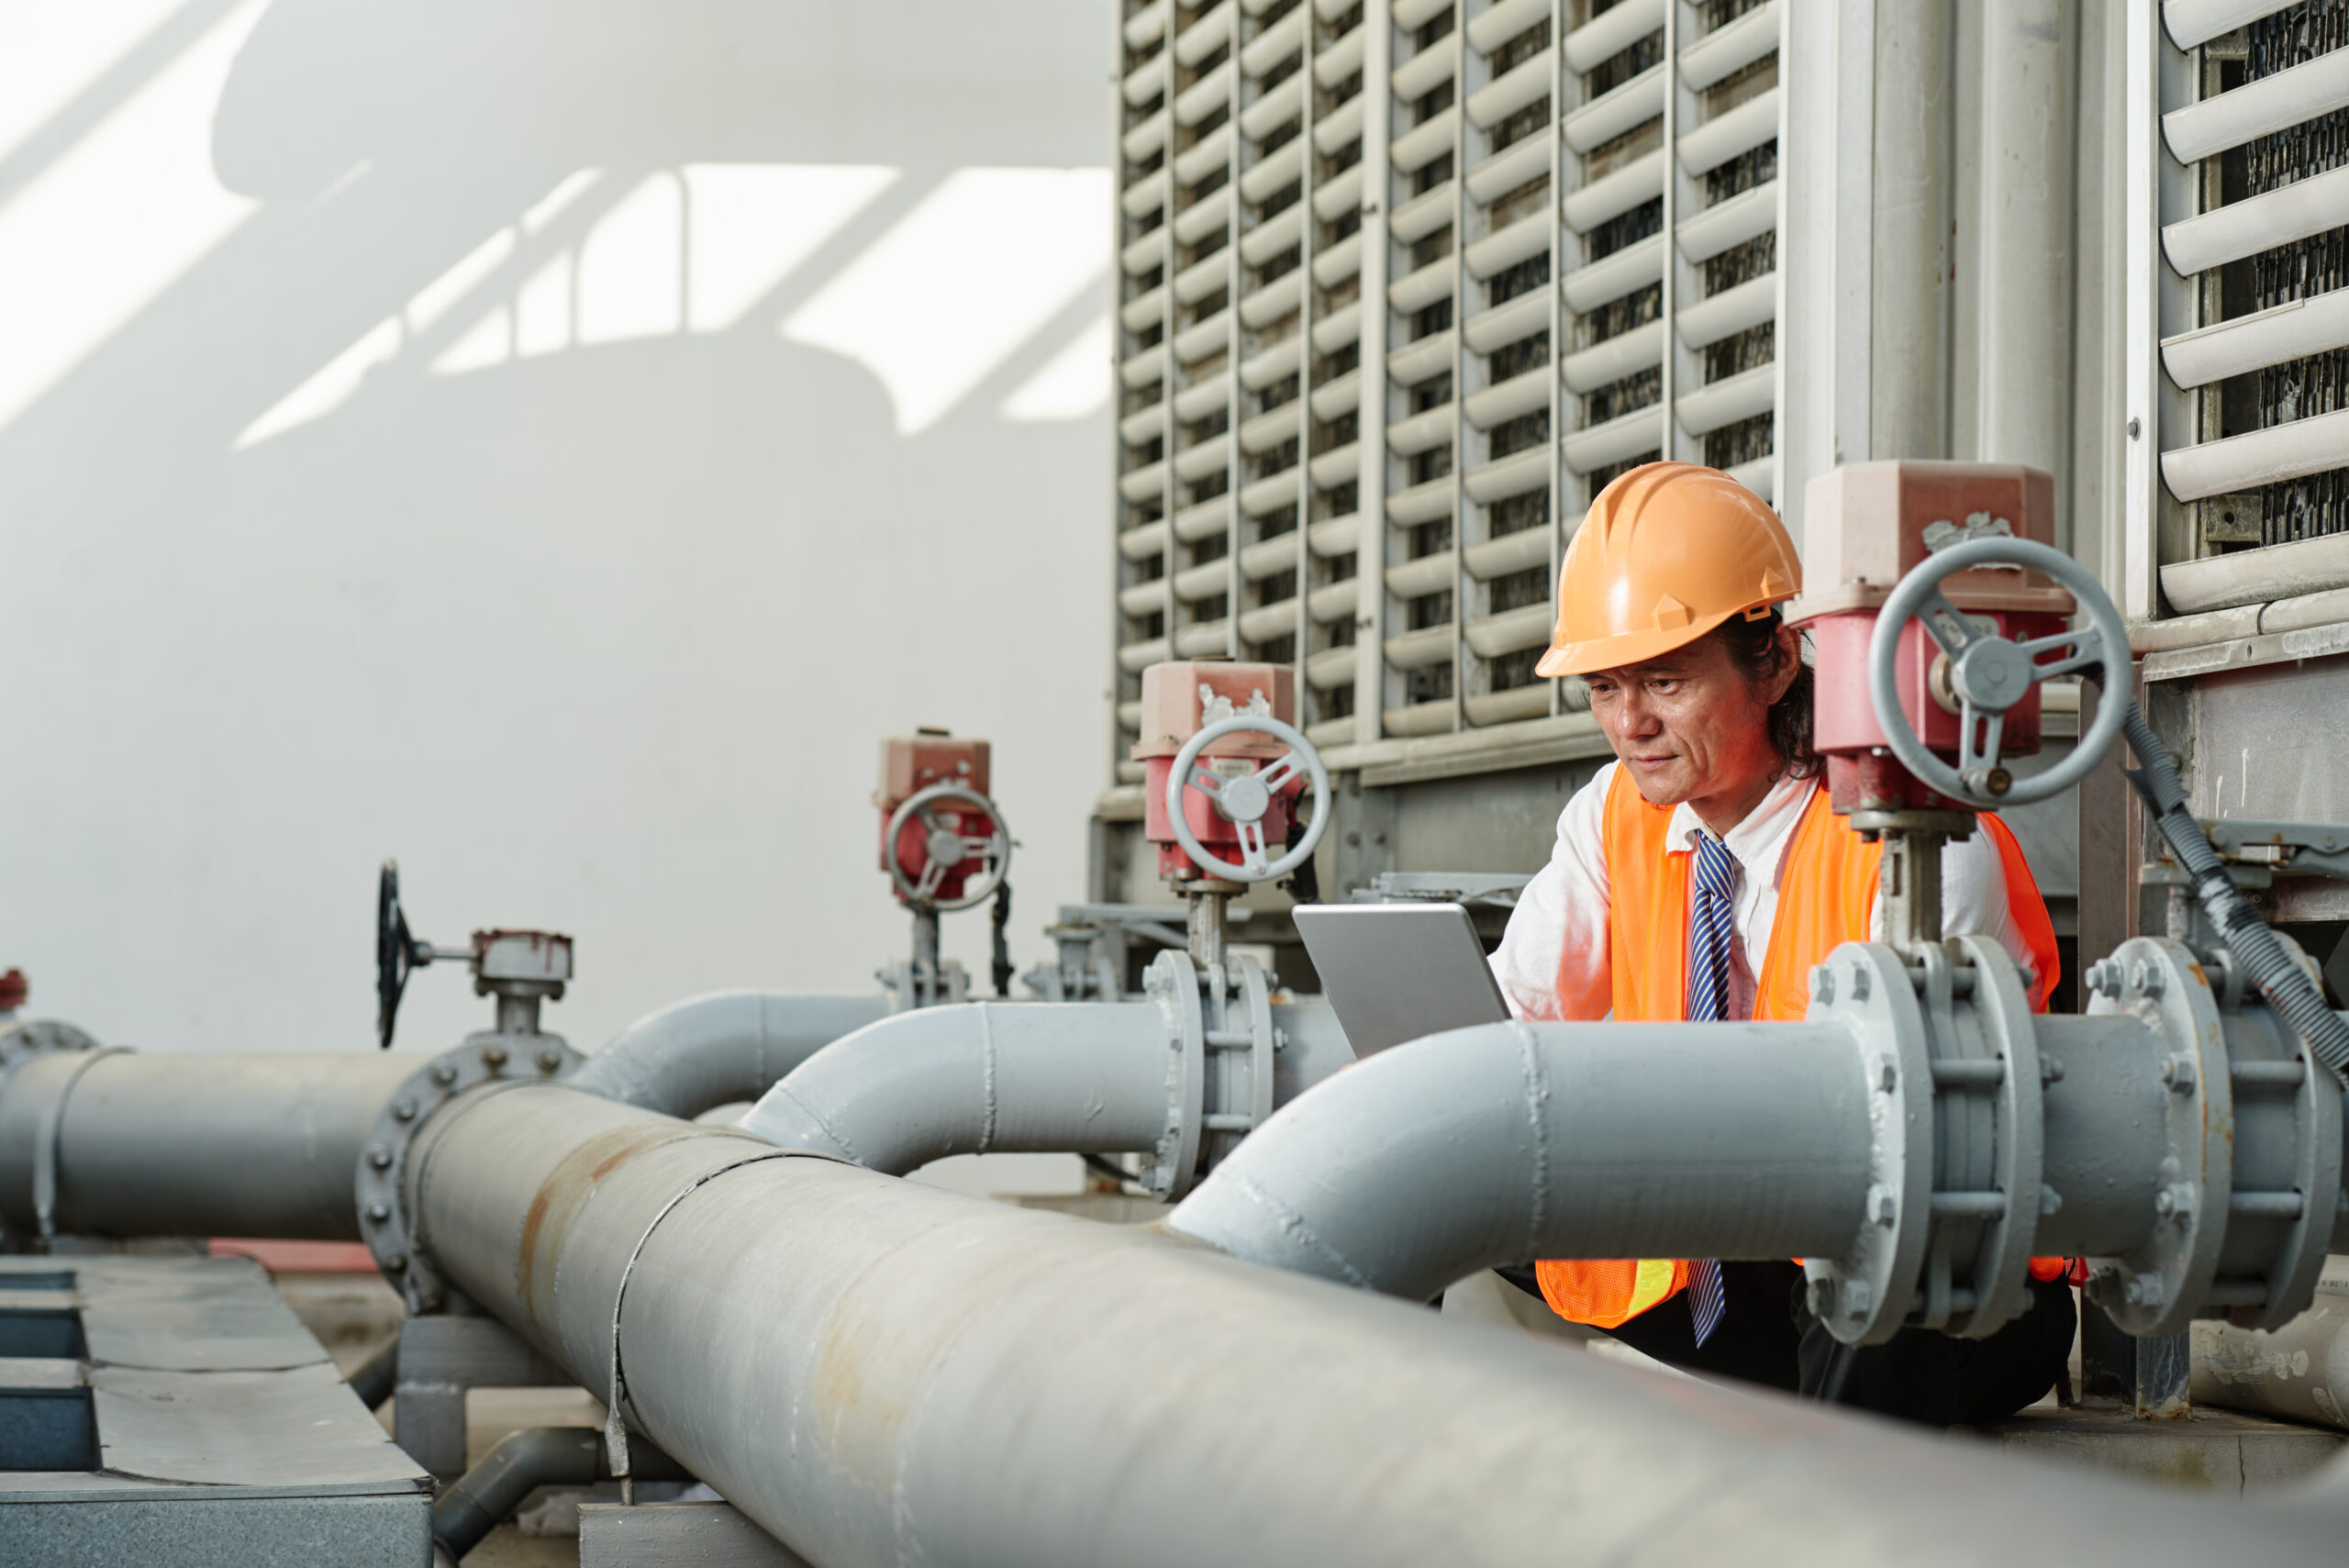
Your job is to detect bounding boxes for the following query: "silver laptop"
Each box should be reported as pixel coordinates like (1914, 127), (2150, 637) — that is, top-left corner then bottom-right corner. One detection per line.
(1291, 902), (1511, 1057)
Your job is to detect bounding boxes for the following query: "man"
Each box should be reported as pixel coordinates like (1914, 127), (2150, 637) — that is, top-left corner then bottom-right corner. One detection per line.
(1488, 462), (2076, 1425)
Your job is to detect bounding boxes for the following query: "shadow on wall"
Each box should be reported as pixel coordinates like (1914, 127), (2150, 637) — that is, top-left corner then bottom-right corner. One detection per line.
(0, 0), (1119, 1066)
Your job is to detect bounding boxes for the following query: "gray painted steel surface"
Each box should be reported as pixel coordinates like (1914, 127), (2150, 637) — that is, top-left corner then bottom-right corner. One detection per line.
(572, 992), (892, 1119)
(0, 1051), (419, 1240)
(738, 997), (1353, 1175)
(399, 1083), (2346, 1567)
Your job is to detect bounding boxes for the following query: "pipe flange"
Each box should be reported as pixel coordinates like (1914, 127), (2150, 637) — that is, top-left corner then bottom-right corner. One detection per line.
(356, 1029), (583, 1312)
(1140, 951), (1207, 1202)
(2209, 985), (2343, 1331)
(1932, 938), (2046, 1339)
(0, 1019), (101, 1084)
(2081, 937), (2232, 1338)
(1193, 956), (1277, 1173)
(1804, 942), (1936, 1346)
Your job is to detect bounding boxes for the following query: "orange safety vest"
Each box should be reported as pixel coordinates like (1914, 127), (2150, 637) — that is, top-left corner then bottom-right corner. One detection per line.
(1534, 768), (2062, 1329)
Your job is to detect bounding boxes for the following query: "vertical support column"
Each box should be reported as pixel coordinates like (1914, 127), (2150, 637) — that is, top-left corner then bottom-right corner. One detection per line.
(1547, 0), (1566, 718)
(1659, 0), (1686, 462)
(1226, 17), (1247, 662)
(1353, 10), (1396, 744)
(1449, 3), (1469, 735)
(1295, 15), (1319, 681)
(1870, 0), (1954, 463)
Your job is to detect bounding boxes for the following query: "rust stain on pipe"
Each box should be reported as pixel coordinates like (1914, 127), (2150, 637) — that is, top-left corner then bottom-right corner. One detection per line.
(518, 1123), (698, 1336)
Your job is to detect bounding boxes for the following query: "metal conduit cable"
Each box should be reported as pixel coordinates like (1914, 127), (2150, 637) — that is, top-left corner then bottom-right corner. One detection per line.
(346, 1337), (401, 1412)
(394, 1083), (2345, 1566)
(431, 1426), (689, 1562)
(567, 991), (892, 1119)
(0, 1051), (422, 1240)
(2120, 698), (2349, 1087)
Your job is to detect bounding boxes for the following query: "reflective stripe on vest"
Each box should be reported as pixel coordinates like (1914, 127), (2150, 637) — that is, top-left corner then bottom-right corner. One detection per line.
(1535, 768), (2064, 1329)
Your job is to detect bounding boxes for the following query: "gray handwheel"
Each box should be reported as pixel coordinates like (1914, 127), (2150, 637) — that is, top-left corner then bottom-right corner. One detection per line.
(1866, 536), (2130, 807)
(1164, 717), (1330, 883)
(885, 783), (1011, 910)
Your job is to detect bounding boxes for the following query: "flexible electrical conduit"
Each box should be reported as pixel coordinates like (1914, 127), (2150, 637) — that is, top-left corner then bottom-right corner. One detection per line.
(401, 1084), (2347, 1565)
(569, 991), (891, 1120)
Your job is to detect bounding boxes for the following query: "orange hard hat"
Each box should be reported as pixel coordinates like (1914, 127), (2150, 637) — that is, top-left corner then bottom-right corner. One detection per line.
(1534, 462), (1801, 678)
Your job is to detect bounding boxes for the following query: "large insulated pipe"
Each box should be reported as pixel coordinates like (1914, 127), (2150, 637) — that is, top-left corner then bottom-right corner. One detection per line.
(401, 1083), (2343, 1565)
(570, 991), (891, 1119)
(737, 999), (1354, 1173)
(1165, 1017), (2188, 1302)
(0, 1051), (419, 1240)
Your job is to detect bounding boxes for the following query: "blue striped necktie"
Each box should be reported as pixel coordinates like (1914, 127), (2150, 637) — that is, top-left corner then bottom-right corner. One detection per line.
(1685, 832), (1738, 1347)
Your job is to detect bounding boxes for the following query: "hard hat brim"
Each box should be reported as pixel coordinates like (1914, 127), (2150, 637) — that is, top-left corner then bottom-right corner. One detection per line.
(1534, 606), (1744, 679)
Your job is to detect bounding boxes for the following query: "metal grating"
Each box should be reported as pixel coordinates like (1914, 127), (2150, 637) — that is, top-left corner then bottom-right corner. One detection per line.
(2145, 0), (2349, 555)
(1110, 0), (1787, 771)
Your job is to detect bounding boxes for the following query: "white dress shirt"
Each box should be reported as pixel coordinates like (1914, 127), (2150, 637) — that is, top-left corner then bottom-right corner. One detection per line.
(1489, 762), (2034, 1021)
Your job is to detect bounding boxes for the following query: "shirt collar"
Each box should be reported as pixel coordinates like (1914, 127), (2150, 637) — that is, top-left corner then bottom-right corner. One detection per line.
(1664, 770), (1819, 889)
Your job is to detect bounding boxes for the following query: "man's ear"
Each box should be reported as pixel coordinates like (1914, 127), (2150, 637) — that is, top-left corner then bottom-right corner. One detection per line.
(1769, 623), (1803, 701)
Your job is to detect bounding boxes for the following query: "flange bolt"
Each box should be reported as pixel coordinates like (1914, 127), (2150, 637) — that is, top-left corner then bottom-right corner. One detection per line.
(2084, 959), (2121, 999)
(367, 1146), (394, 1171)
(385, 1253), (408, 1273)
(366, 1203), (390, 1223)
(482, 1046), (508, 1071)
(393, 1098), (417, 1122)
(431, 1063), (458, 1087)
(536, 1049), (561, 1073)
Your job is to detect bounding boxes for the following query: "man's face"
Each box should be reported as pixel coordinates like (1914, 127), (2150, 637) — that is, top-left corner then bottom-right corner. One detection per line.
(1582, 630), (1786, 813)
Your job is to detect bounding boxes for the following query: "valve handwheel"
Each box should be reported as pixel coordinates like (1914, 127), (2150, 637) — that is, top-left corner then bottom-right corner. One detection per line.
(1165, 716), (1330, 883)
(376, 860), (420, 1051)
(884, 783), (1011, 911)
(1866, 536), (2131, 809)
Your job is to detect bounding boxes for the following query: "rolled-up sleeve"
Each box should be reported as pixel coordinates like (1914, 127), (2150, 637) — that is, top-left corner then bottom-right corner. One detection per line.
(1490, 763), (1615, 1020)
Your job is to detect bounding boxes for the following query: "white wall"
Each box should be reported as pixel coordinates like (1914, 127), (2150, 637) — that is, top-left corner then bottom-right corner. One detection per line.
(0, 1), (1118, 1196)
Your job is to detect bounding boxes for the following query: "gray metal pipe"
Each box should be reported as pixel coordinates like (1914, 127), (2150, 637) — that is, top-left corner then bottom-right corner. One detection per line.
(738, 1003), (1172, 1171)
(0, 1051), (419, 1240)
(736, 999), (1355, 1174)
(432, 1427), (686, 1561)
(570, 990), (891, 1119)
(1167, 1019), (1878, 1302)
(400, 1082), (2344, 1566)
(2193, 1256), (2349, 1430)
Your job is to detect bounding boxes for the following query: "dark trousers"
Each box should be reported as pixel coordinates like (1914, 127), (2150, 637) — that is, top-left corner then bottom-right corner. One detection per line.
(1497, 1262), (2076, 1426)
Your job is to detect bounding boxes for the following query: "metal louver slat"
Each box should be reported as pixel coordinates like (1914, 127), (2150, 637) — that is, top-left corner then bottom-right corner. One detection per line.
(1465, 136), (1551, 203)
(1392, 106), (1462, 172)
(1309, 442), (1363, 489)
(1464, 527), (1551, 580)
(2162, 289), (2349, 389)
(1174, 434), (1234, 484)
(1315, 95), (1365, 151)
(1174, 619), (1232, 656)
(1119, 520), (1170, 561)
(1174, 253), (1225, 305)
(2162, 162), (2349, 277)
(1242, 205), (1305, 265)
(2163, 0), (2302, 51)
(1242, 139), (1305, 202)
(1562, 231), (1666, 313)
(1467, 48), (1556, 130)
(1312, 301), (1363, 353)
(1386, 550), (1454, 597)
(1240, 276), (1301, 328)
(1383, 624), (1456, 670)
(1390, 40), (1455, 103)
(1678, 89), (1779, 175)
(1386, 403), (1455, 455)
(1304, 645), (1355, 689)
(1243, 75), (1306, 139)
(1316, 25), (1365, 87)
(1676, 179), (1777, 261)
(1564, 148), (1666, 234)
(1174, 1), (1233, 68)
(1563, 319), (1664, 395)
(1241, 402), (1301, 454)
(1309, 368), (1362, 421)
(1119, 461), (1169, 503)
(1125, 53), (1171, 106)
(1124, 108), (1171, 161)
(1308, 582), (1356, 622)
(1176, 122), (1235, 185)
(1174, 307), (1232, 362)
(1463, 292), (1549, 353)
(1680, 0), (1779, 91)
(1241, 535), (1301, 579)
(1241, 335), (1302, 388)
(1174, 380), (1228, 421)
(1120, 345), (1168, 389)
(1388, 259), (1456, 315)
(1308, 515), (1358, 556)
(1313, 165), (1366, 222)
(1392, 0), (1452, 28)
(1464, 448), (1549, 504)
(1464, 605), (1551, 658)
(1676, 272), (1777, 349)
(1173, 495), (1230, 540)
(1125, 0), (1170, 50)
(1387, 329), (1454, 384)
(1564, 64), (1664, 154)
(1464, 212), (1551, 279)
(1312, 231), (1364, 285)
(1121, 284), (1168, 330)
(1122, 229), (1168, 274)
(2162, 408), (2349, 502)
(1386, 474), (1453, 525)
(1121, 581), (1172, 617)
(1464, 367), (1548, 428)
(1173, 186), (1235, 245)
(1242, 472), (1298, 515)
(1241, 6), (1306, 76)
(2163, 47), (2349, 164)
(1119, 405), (1163, 446)
(1389, 180), (1456, 242)
(1564, 0), (1665, 75)
(1122, 169), (1170, 217)
(1563, 405), (1667, 475)
(1467, 0), (1546, 54)
(1175, 58), (1236, 125)
(1675, 361), (1776, 437)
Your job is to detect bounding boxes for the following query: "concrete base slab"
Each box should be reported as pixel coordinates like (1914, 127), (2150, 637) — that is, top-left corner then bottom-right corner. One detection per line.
(1976, 1401), (2345, 1493)
(579, 1501), (809, 1566)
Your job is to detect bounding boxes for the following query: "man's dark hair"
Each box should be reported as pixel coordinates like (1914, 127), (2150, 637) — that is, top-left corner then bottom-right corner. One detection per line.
(1714, 606), (1819, 780)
